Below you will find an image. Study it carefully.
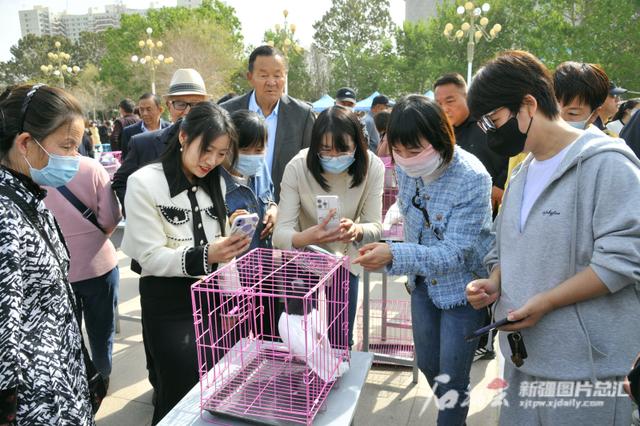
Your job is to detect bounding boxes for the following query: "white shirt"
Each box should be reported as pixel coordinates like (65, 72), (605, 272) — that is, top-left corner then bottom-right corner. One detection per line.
(520, 143), (574, 231)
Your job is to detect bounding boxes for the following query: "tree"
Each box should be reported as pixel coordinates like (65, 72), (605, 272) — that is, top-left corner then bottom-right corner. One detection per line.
(312, 0), (396, 98)
(0, 34), (75, 86)
(69, 64), (112, 121)
(99, 0), (245, 106)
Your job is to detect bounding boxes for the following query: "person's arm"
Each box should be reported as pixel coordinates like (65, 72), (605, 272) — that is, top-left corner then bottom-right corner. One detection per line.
(111, 138), (142, 213)
(503, 152), (640, 330)
(109, 120), (122, 149)
(94, 162), (122, 235)
(122, 173), (209, 276)
(272, 163), (301, 250)
(0, 207), (25, 425)
(386, 172), (492, 277)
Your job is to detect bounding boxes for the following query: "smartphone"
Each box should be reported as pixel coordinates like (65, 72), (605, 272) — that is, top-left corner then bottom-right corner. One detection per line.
(230, 213), (259, 239)
(316, 195), (341, 230)
(465, 317), (516, 341)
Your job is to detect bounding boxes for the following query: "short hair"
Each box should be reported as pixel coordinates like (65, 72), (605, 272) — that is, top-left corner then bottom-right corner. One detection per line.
(248, 45), (287, 72)
(139, 93), (162, 108)
(374, 110), (390, 133)
(216, 92), (236, 105)
(119, 98), (135, 113)
(434, 73), (467, 91)
(467, 50), (559, 119)
(387, 95), (455, 165)
(230, 110), (267, 150)
(553, 62), (609, 111)
(0, 84), (83, 161)
(307, 105), (369, 192)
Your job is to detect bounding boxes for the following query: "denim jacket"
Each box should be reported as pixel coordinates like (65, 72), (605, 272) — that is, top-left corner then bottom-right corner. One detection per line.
(221, 163), (274, 250)
(386, 147), (495, 309)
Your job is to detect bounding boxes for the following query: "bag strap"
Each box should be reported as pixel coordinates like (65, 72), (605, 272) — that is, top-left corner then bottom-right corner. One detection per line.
(56, 185), (105, 233)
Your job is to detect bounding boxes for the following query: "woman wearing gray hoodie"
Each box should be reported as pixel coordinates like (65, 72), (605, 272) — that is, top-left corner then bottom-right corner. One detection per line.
(465, 50), (640, 426)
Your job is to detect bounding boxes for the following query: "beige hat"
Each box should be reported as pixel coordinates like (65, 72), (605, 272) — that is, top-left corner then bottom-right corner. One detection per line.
(164, 68), (209, 97)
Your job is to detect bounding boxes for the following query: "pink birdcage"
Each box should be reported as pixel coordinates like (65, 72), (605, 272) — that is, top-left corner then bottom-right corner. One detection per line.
(380, 156), (403, 240)
(191, 248), (350, 425)
(358, 299), (414, 363)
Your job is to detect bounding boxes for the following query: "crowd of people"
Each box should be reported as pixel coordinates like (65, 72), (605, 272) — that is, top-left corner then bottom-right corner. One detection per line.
(1, 43), (639, 426)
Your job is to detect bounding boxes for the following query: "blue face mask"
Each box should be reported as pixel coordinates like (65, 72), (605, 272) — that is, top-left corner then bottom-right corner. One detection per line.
(25, 139), (80, 187)
(319, 152), (355, 174)
(235, 154), (265, 177)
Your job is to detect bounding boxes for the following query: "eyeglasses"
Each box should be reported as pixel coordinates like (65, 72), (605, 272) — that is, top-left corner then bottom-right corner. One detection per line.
(170, 100), (196, 111)
(412, 185), (443, 240)
(477, 106), (505, 134)
(19, 83), (46, 134)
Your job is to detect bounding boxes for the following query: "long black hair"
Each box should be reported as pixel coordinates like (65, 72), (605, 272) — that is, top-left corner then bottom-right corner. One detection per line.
(307, 105), (369, 192)
(159, 101), (238, 235)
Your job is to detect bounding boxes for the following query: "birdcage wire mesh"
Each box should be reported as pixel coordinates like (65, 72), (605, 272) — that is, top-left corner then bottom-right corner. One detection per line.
(358, 298), (414, 363)
(192, 248), (350, 425)
(380, 156), (403, 240)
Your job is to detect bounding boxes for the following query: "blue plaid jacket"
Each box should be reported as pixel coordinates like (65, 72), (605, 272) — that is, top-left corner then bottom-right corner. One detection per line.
(386, 147), (495, 309)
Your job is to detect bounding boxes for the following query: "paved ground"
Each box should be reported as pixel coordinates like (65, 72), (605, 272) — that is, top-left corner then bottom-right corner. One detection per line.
(95, 250), (501, 426)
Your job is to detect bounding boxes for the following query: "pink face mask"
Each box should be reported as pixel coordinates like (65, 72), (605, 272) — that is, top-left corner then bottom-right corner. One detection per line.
(394, 143), (442, 178)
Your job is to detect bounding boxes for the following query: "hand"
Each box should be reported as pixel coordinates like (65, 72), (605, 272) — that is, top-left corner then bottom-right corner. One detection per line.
(293, 209), (342, 248)
(338, 218), (361, 243)
(229, 209), (249, 226)
(260, 204), (277, 240)
(352, 242), (393, 270)
(623, 352), (640, 402)
(207, 233), (251, 264)
(499, 292), (555, 332)
(491, 186), (504, 211)
(466, 278), (500, 310)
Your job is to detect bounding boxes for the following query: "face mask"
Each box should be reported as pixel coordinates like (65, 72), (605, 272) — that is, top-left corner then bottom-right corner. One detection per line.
(24, 139), (80, 187)
(235, 154), (264, 177)
(487, 115), (533, 157)
(394, 143), (442, 178)
(319, 152), (355, 174)
(606, 119), (624, 135)
(566, 120), (588, 130)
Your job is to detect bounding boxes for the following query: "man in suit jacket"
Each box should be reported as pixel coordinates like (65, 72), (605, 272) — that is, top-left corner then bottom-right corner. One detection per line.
(112, 69), (210, 210)
(221, 45), (315, 202)
(121, 93), (170, 159)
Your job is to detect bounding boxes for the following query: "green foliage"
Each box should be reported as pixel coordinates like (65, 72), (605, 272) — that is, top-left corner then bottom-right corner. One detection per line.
(312, 0), (396, 99)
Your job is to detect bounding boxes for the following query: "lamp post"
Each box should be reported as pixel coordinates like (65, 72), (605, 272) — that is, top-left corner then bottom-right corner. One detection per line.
(443, 2), (502, 83)
(266, 9), (302, 95)
(40, 41), (80, 89)
(130, 27), (174, 94)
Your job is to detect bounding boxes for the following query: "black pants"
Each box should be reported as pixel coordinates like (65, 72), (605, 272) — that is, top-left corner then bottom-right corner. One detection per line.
(139, 276), (200, 425)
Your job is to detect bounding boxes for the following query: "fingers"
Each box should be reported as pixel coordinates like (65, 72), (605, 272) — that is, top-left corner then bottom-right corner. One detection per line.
(320, 209), (336, 228)
(358, 242), (379, 254)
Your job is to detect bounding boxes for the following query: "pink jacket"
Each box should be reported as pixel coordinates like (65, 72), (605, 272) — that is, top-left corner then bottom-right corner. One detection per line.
(44, 156), (122, 283)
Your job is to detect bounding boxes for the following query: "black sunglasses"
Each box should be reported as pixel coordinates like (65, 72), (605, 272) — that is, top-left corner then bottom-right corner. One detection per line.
(412, 185), (443, 240)
(170, 100), (196, 111)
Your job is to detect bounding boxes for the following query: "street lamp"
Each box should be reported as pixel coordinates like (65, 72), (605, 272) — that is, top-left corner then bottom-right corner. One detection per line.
(130, 27), (174, 94)
(443, 2), (502, 83)
(40, 41), (80, 89)
(266, 10), (302, 94)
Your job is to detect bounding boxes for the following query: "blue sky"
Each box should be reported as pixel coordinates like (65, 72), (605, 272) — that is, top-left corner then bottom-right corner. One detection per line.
(0, 0), (406, 61)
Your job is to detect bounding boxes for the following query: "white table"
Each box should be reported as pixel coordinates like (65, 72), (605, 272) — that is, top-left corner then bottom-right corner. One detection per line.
(158, 351), (374, 426)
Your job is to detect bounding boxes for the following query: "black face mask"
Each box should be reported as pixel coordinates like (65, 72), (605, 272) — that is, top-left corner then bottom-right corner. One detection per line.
(487, 115), (533, 157)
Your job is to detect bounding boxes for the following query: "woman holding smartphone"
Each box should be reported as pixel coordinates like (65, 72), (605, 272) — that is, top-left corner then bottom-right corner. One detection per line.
(273, 105), (384, 347)
(353, 95), (494, 426)
(121, 102), (250, 424)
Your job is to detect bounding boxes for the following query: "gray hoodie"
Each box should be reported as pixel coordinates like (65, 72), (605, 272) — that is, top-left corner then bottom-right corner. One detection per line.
(486, 130), (640, 383)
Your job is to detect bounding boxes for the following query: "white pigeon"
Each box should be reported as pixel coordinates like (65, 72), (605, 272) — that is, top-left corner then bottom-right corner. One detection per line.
(278, 308), (349, 382)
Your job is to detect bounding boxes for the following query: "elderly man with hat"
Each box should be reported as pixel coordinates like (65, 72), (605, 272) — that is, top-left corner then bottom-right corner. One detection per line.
(112, 68), (210, 209)
(595, 81), (628, 135)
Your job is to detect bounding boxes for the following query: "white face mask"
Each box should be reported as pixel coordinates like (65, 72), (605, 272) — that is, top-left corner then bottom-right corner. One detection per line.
(566, 119), (588, 130)
(395, 148), (442, 178)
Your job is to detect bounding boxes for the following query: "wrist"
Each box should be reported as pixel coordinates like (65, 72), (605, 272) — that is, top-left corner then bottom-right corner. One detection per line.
(292, 230), (309, 249)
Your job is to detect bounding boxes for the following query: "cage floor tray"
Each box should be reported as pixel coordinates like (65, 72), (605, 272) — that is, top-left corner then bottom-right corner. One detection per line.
(367, 342), (414, 363)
